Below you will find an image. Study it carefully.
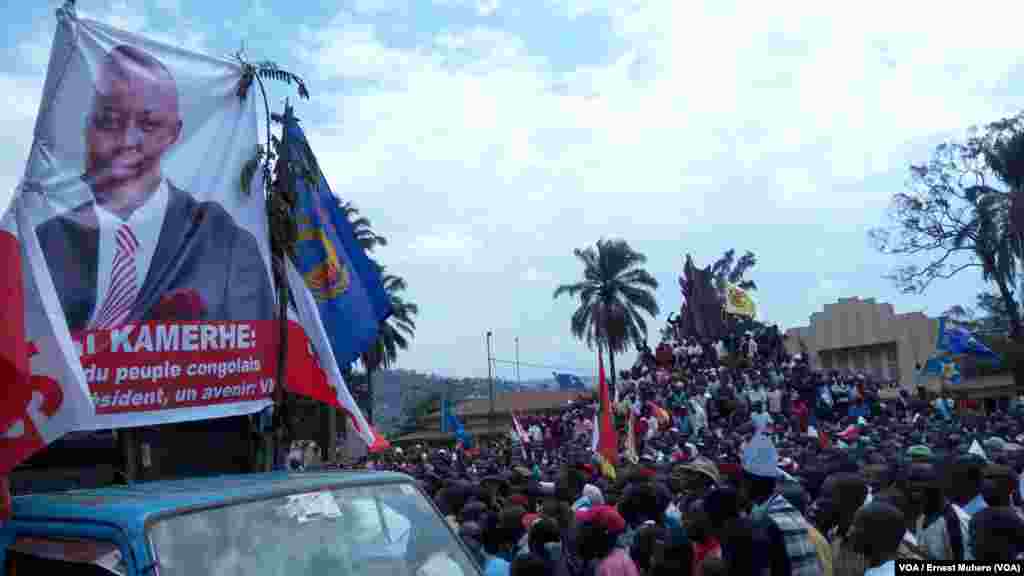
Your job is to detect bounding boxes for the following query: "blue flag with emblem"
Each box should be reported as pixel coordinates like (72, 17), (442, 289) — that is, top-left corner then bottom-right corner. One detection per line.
(283, 107), (392, 367)
(440, 394), (450, 434)
(920, 355), (961, 384)
(447, 408), (471, 448)
(936, 318), (1000, 363)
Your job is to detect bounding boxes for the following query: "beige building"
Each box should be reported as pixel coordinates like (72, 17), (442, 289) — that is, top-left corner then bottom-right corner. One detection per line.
(785, 297), (938, 389)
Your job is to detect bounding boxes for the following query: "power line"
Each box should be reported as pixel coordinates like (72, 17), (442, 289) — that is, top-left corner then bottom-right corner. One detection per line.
(491, 357), (590, 374)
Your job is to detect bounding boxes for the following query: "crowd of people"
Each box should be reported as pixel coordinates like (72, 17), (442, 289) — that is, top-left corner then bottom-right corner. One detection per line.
(365, 326), (1024, 575)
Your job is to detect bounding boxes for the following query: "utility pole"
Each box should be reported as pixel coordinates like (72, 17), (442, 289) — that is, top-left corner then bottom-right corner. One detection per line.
(487, 331), (494, 436)
(515, 337), (520, 390)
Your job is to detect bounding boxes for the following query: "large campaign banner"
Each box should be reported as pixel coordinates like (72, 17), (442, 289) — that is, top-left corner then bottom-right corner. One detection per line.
(0, 6), (302, 471)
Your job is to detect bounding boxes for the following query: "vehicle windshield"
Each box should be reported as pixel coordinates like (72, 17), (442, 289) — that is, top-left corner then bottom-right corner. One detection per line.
(149, 481), (477, 576)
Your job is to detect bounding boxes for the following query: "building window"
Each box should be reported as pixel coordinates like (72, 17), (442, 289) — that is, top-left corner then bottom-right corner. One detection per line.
(853, 349), (866, 371)
(870, 349), (884, 378)
(835, 351), (848, 370)
(886, 361), (898, 381)
(886, 344), (898, 363)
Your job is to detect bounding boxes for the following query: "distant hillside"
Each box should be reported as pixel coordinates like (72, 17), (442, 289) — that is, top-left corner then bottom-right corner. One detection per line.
(347, 370), (594, 434)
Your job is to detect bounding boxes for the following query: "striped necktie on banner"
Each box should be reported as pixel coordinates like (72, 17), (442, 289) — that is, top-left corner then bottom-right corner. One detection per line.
(91, 223), (139, 329)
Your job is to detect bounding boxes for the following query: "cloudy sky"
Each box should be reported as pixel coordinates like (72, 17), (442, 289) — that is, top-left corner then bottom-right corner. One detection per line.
(2, 0), (1019, 380)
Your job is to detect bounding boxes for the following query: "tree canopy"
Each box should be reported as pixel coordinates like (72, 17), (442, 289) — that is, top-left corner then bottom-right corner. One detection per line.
(711, 249), (758, 291)
(870, 112), (1024, 341)
(553, 238), (660, 384)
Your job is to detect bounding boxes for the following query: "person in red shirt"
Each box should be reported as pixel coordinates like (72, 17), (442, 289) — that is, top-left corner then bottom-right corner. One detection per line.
(793, 399), (810, 434)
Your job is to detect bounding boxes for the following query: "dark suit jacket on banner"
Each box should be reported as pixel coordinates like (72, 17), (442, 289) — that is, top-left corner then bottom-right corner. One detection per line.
(36, 183), (274, 331)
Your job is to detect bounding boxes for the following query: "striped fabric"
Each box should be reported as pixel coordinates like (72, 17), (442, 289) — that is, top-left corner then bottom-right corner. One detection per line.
(830, 534), (870, 576)
(91, 224), (139, 329)
(762, 494), (823, 576)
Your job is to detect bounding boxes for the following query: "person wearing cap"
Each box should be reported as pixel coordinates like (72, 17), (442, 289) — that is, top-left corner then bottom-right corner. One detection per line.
(905, 444), (932, 462)
(671, 457), (721, 506)
(740, 433), (823, 576)
(575, 505), (639, 576)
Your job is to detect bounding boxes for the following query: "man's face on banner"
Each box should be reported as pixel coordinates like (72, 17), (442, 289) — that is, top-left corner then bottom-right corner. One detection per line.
(85, 47), (182, 210)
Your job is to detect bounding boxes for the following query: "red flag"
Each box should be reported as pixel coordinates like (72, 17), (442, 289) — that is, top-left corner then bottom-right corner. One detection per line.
(597, 351), (618, 467)
(0, 229), (31, 439)
(0, 210), (95, 476)
(368, 426), (391, 453)
(284, 260), (375, 447)
(818, 427), (832, 449)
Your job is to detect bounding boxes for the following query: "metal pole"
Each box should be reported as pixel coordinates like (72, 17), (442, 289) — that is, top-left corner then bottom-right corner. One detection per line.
(487, 331), (494, 436)
(515, 337), (520, 390)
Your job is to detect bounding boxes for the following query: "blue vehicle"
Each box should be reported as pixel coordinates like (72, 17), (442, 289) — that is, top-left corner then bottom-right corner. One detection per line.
(0, 470), (479, 576)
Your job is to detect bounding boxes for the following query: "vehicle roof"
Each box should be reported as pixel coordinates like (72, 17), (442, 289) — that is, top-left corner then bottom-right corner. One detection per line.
(11, 470), (414, 537)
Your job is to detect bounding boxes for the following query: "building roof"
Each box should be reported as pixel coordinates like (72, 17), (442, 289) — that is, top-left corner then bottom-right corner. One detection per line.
(11, 470), (413, 535)
(448, 390), (590, 417)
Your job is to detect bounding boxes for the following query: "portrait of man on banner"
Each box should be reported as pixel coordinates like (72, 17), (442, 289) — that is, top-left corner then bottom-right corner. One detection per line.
(35, 44), (274, 333)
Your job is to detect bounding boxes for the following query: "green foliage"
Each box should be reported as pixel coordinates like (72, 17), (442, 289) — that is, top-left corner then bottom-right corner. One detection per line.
(711, 249), (758, 291)
(870, 111), (1024, 340)
(553, 237), (660, 360)
(338, 201), (388, 253)
(236, 59), (310, 101)
(399, 391), (441, 433)
(362, 269), (419, 373)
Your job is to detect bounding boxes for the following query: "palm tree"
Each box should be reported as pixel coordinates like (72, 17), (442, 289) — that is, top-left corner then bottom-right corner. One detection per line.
(553, 238), (660, 388)
(338, 200), (388, 253)
(361, 268), (418, 423)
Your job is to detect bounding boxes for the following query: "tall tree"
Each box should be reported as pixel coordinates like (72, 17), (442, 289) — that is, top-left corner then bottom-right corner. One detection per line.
(338, 200), (388, 254)
(710, 249), (758, 291)
(361, 269), (419, 423)
(553, 238), (660, 388)
(870, 112), (1024, 387)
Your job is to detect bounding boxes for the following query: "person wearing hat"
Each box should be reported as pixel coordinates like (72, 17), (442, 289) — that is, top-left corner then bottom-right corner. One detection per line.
(905, 445), (933, 462)
(671, 456), (721, 506)
(575, 505), (639, 576)
(740, 433), (823, 576)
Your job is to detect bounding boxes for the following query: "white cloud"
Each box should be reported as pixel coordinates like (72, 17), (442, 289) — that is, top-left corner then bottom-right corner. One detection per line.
(2, 1), (1014, 378)
(292, 3), (1024, 374)
(1, 0), (210, 214)
(407, 230), (479, 266)
(477, 0), (500, 16)
(434, 0), (501, 16)
(353, 0), (409, 16)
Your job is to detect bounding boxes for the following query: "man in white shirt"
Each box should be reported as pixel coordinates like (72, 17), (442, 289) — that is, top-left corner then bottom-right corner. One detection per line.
(747, 383), (767, 407)
(767, 386), (782, 415)
(750, 402), (772, 433)
(37, 44), (273, 332)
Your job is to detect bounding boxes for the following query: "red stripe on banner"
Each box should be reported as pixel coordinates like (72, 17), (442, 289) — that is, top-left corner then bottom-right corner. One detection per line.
(0, 230), (31, 437)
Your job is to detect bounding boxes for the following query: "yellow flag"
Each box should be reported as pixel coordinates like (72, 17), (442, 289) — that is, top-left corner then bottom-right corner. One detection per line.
(725, 283), (757, 318)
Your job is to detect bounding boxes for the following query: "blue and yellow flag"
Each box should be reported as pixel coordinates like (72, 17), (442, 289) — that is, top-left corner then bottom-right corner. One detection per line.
(447, 408), (472, 448)
(936, 318), (1000, 363)
(282, 108), (392, 367)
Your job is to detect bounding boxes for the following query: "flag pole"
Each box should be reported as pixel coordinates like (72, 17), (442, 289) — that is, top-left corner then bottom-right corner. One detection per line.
(269, 104), (294, 470)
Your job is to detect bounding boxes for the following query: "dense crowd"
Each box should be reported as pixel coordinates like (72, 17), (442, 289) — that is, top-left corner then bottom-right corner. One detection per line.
(363, 328), (1024, 575)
